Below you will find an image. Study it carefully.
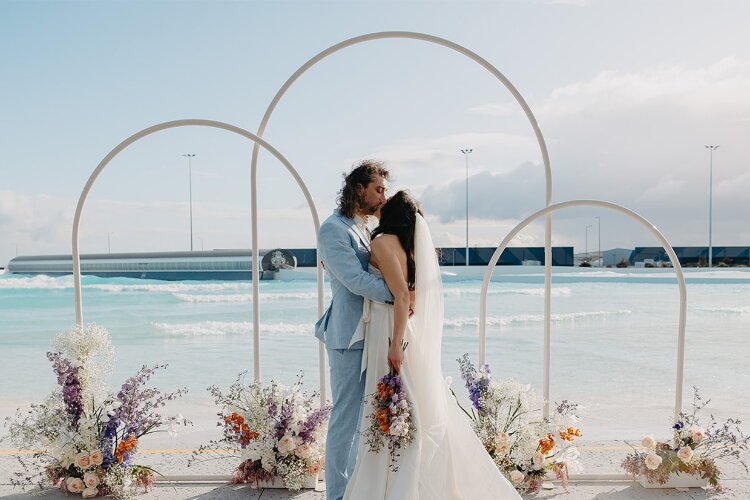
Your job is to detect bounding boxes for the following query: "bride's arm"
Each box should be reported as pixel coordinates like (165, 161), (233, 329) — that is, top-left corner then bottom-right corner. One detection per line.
(371, 235), (409, 373)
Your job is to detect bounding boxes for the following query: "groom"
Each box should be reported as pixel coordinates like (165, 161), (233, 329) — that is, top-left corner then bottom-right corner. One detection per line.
(315, 160), (394, 500)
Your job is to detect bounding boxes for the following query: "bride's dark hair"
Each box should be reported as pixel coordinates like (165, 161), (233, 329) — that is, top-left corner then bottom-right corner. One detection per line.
(371, 190), (423, 289)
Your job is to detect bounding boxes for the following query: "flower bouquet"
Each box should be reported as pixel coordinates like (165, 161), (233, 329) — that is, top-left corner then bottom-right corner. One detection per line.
(192, 373), (330, 491)
(622, 387), (749, 492)
(362, 341), (416, 472)
(454, 354), (583, 494)
(4, 324), (188, 498)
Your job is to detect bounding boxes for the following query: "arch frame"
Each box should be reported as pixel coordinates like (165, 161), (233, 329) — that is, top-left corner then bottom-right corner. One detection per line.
(249, 30), (556, 414)
(478, 199), (688, 419)
(70, 119), (326, 402)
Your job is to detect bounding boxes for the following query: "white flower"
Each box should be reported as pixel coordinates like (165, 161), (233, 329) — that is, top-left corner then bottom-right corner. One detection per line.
(510, 470), (525, 484)
(75, 452), (92, 469)
(67, 477), (85, 493)
(641, 435), (657, 450)
(645, 452), (663, 470)
(83, 472), (100, 488)
(690, 427), (705, 443)
(82, 487), (99, 498)
(677, 446), (694, 462)
(165, 413), (183, 438)
(260, 449), (276, 472)
(445, 376), (453, 387)
(277, 433), (297, 456)
(295, 443), (313, 460)
(532, 452), (546, 468)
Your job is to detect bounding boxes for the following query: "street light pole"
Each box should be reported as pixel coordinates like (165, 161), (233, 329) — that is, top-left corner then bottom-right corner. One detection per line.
(585, 224), (592, 263)
(182, 154), (196, 251)
(595, 216), (601, 267)
(460, 148), (473, 266)
(107, 232), (111, 254)
(705, 145), (719, 268)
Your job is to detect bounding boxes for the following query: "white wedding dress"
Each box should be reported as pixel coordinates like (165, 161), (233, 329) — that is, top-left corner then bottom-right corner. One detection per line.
(343, 215), (522, 500)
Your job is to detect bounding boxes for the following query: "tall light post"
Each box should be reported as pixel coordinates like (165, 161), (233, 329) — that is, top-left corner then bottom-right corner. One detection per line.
(182, 153), (196, 251)
(705, 145), (719, 268)
(585, 224), (592, 263)
(107, 232), (112, 254)
(460, 148), (472, 266)
(595, 216), (601, 267)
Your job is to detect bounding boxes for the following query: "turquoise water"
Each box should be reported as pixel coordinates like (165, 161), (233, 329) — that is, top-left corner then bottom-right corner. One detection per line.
(1, 271), (748, 445)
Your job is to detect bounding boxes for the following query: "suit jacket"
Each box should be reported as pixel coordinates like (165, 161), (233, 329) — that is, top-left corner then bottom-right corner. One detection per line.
(314, 210), (393, 349)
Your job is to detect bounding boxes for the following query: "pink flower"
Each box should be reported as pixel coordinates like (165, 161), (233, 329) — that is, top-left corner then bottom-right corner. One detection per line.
(82, 487), (99, 498)
(510, 470), (525, 484)
(645, 453), (662, 470)
(83, 472), (99, 488)
(67, 477), (85, 493)
(641, 435), (656, 450)
(308, 461), (322, 476)
(74, 452), (92, 469)
(533, 452), (545, 468)
(690, 427), (705, 443)
(677, 447), (694, 462)
(89, 449), (104, 466)
(277, 433), (296, 456)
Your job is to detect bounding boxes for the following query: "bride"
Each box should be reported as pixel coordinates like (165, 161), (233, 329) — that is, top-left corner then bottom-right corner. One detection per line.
(343, 191), (522, 499)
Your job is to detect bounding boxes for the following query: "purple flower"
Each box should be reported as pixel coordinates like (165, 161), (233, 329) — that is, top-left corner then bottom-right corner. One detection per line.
(47, 352), (84, 429)
(673, 422), (684, 430)
(298, 406), (332, 444)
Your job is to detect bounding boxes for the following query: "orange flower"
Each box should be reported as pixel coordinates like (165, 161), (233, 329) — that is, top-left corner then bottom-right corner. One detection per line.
(539, 433), (555, 454)
(115, 435), (139, 464)
(560, 427), (582, 442)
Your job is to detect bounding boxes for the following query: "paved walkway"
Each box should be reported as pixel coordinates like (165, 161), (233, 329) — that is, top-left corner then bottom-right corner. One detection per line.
(2, 442), (748, 499)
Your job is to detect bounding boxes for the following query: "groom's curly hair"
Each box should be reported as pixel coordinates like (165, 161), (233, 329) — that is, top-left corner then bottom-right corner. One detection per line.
(337, 160), (390, 219)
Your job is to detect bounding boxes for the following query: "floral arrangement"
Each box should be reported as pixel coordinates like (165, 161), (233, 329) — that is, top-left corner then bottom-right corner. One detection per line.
(622, 387), (749, 492)
(3, 324), (188, 498)
(362, 343), (416, 472)
(455, 354), (583, 494)
(191, 373), (330, 491)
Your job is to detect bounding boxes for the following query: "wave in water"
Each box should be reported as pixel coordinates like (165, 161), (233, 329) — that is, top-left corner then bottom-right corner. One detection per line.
(443, 310), (632, 329)
(696, 306), (750, 315)
(152, 321), (315, 336)
(443, 287), (572, 297)
(172, 291), (331, 303)
(0, 275), (75, 289)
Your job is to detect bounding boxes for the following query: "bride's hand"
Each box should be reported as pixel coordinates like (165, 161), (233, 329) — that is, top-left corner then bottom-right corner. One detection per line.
(388, 341), (404, 374)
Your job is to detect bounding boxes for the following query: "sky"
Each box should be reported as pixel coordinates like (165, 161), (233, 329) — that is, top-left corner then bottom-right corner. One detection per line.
(1, 0), (749, 267)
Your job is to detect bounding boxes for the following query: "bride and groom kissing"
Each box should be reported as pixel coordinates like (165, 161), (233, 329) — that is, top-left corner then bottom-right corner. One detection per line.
(315, 160), (521, 499)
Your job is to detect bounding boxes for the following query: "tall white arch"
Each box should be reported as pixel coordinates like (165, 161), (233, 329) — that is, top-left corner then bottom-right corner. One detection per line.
(250, 31), (555, 413)
(479, 200), (688, 419)
(70, 119), (323, 398)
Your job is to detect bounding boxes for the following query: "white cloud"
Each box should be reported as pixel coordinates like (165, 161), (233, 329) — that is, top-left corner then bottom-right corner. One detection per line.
(539, 57), (750, 121)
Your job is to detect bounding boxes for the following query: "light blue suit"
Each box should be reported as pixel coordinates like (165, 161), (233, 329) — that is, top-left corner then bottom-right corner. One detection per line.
(315, 210), (393, 500)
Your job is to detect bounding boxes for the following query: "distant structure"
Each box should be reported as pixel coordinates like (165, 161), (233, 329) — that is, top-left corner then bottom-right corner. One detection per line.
(7, 246), (576, 280)
(631, 246), (750, 267)
(8, 250), (264, 281)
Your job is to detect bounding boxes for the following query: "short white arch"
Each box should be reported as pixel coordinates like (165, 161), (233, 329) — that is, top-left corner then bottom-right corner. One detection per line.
(479, 200), (688, 419)
(249, 32), (556, 405)
(70, 119), (324, 398)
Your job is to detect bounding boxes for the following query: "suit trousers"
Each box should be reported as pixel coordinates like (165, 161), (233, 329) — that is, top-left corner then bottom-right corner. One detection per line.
(325, 347), (366, 500)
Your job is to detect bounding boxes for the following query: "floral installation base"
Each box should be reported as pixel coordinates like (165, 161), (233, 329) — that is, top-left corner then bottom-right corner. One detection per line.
(638, 473), (708, 489)
(253, 472), (320, 489)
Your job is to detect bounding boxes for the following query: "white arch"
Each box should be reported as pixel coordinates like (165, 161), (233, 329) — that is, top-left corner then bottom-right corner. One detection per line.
(479, 200), (688, 419)
(249, 31), (555, 412)
(70, 119), (323, 397)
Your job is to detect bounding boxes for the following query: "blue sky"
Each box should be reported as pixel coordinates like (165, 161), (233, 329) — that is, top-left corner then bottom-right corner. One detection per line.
(1, 0), (749, 266)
